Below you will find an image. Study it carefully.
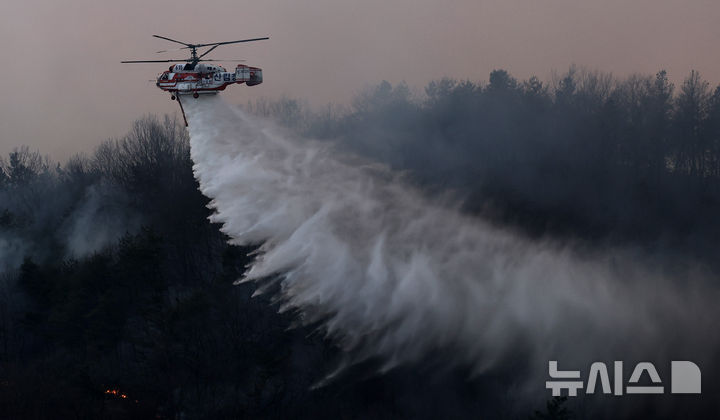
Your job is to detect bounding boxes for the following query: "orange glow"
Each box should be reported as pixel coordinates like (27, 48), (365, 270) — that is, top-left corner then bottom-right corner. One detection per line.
(105, 389), (129, 400)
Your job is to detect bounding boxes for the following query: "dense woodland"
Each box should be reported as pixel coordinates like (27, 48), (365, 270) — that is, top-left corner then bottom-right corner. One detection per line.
(1, 67), (720, 418)
(251, 67), (720, 261)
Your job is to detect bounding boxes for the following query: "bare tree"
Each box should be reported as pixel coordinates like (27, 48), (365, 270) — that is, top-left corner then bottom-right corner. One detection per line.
(674, 70), (712, 176)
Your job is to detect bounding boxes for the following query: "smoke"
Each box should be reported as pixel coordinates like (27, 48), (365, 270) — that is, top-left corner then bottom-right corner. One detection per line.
(0, 236), (28, 273)
(58, 183), (141, 259)
(184, 96), (718, 396)
(0, 179), (140, 272)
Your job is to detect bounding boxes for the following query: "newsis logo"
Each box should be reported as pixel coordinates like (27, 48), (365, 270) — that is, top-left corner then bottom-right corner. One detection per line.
(546, 361), (701, 396)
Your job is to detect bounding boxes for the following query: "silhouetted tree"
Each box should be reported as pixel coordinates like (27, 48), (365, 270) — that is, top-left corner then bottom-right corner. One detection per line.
(532, 397), (572, 420)
(674, 70), (711, 176)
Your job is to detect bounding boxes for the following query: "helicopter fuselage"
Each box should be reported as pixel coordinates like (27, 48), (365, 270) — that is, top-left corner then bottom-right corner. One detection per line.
(122, 34), (269, 126)
(156, 63), (263, 95)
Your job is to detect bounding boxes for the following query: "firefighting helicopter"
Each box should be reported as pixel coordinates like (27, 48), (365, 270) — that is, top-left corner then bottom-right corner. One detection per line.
(122, 35), (269, 126)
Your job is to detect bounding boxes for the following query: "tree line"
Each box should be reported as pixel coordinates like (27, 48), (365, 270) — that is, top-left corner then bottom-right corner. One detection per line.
(248, 68), (720, 263)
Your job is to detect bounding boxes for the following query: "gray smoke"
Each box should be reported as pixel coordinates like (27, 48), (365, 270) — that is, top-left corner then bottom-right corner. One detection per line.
(0, 236), (28, 273)
(0, 178), (140, 271)
(58, 183), (141, 259)
(184, 95), (718, 394)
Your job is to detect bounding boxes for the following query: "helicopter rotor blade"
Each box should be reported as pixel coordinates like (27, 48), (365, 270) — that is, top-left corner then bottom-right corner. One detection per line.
(192, 37), (269, 48)
(121, 59), (188, 63)
(198, 45), (219, 58)
(122, 59), (245, 63)
(125, 36), (267, 64)
(156, 47), (185, 53)
(152, 35), (192, 47)
(197, 44), (220, 60)
(198, 59), (247, 62)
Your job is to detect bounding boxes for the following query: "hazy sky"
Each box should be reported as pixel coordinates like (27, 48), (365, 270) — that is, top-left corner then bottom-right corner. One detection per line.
(1, 0), (719, 160)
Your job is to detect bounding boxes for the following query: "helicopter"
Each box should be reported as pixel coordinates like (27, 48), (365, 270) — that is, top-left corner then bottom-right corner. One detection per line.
(122, 35), (269, 125)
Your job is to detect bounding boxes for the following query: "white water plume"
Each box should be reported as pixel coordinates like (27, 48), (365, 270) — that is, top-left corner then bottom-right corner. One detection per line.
(184, 95), (717, 384)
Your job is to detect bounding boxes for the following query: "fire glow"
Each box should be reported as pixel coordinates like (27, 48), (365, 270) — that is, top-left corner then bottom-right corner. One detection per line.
(104, 389), (128, 399)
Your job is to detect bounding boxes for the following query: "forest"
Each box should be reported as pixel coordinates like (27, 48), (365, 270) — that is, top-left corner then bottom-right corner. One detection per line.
(260, 67), (720, 262)
(1, 67), (719, 418)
